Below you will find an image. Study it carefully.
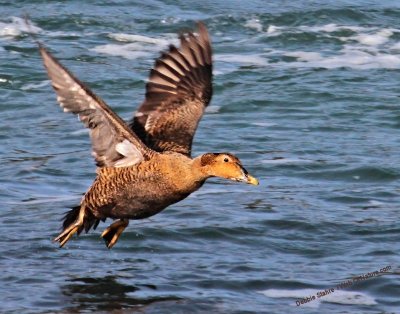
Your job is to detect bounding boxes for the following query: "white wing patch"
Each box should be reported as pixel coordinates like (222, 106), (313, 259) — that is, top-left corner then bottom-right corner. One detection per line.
(134, 111), (144, 117)
(114, 139), (144, 167)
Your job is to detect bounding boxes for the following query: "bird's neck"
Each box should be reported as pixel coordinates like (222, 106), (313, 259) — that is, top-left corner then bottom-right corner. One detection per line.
(191, 155), (212, 182)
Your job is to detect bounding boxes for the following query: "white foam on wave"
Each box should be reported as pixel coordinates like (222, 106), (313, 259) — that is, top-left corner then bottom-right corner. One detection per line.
(266, 25), (283, 36)
(252, 122), (277, 127)
(367, 200), (385, 207)
(263, 23), (400, 69)
(49, 30), (95, 38)
(92, 33), (178, 60)
(391, 42), (400, 51)
(261, 158), (315, 164)
(300, 23), (366, 34)
(109, 33), (177, 45)
(244, 18), (263, 32)
(215, 53), (268, 67)
(259, 288), (377, 308)
(280, 46), (400, 69)
(265, 23), (349, 37)
(284, 51), (322, 62)
(5, 17), (397, 71)
(212, 24), (400, 71)
(0, 17), (88, 41)
(266, 23), (380, 37)
(353, 29), (393, 46)
(21, 80), (50, 91)
(0, 16), (42, 38)
(91, 43), (151, 60)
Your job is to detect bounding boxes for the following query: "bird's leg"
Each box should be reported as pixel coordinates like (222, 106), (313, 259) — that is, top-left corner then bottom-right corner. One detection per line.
(101, 219), (129, 249)
(54, 206), (85, 247)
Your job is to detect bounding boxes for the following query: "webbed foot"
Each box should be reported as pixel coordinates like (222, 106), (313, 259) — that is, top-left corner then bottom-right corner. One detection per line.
(101, 219), (129, 249)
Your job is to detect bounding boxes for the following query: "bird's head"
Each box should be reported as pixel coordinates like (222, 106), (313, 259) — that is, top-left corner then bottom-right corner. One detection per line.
(199, 153), (259, 185)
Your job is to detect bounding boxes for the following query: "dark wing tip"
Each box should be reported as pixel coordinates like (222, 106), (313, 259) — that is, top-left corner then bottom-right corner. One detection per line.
(39, 44), (53, 64)
(147, 21), (212, 99)
(196, 21), (210, 41)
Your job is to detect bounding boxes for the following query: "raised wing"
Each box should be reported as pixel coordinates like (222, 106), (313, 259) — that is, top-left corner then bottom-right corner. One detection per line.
(130, 22), (213, 156)
(40, 45), (153, 168)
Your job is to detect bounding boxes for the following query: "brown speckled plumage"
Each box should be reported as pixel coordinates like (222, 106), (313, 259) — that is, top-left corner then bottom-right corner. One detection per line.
(40, 22), (259, 249)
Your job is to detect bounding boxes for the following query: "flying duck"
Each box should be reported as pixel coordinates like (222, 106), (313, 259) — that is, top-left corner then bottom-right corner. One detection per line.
(40, 22), (259, 249)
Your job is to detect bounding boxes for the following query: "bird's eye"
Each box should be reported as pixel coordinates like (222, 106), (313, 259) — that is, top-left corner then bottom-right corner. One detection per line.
(224, 158), (229, 162)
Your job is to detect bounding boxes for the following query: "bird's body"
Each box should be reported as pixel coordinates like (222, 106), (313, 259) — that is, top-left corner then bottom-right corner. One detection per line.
(84, 152), (203, 221)
(40, 22), (258, 248)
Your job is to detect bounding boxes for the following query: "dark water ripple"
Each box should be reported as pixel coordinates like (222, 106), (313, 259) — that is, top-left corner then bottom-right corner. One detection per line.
(1, 1), (400, 313)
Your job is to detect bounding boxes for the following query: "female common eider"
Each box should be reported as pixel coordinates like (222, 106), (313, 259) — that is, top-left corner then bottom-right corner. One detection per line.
(40, 22), (259, 249)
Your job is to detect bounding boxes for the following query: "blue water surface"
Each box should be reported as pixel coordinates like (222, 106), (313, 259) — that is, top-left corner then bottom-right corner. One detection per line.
(1, 1), (400, 313)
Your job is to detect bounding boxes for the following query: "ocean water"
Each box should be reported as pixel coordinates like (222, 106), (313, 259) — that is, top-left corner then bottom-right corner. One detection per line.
(1, 1), (400, 313)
